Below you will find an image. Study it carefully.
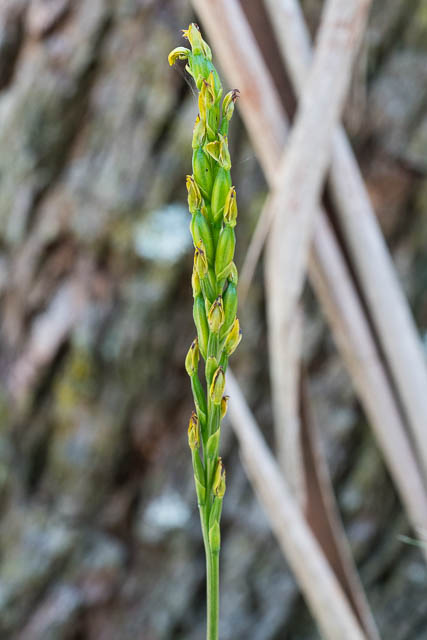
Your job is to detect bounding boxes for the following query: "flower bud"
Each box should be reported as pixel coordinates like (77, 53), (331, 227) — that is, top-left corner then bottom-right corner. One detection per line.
(182, 23), (210, 59)
(168, 46), (190, 66)
(192, 55), (222, 98)
(208, 296), (225, 333)
(206, 356), (218, 385)
(191, 55), (215, 91)
(206, 268), (217, 301)
(210, 367), (225, 405)
(185, 338), (199, 376)
(224, 186), (237, 227)
(199, 76), (216, 118)
(206, 428), (220, 458)
(206, 106), (220, 142)
(210, 167), (231, 223)
(209, 495), (223, 541)
(192, 375), (207, 425)
(192, 114), (206, 149)
(220, 395), (229, 421)
(198, 84), (207, 125)
(200, 202), (211, 224)
(222, 89), (239, 121)
(228, 262), (238, 285)
(192, 268), (201, 297)
(204, 139), (219, 163)
(198, 75), (222, 136)
(194, 240), (208, 278)
(193, 147), (213, 200)
(193, 294), (209, 358)
(222, 282), (237, 336)
(215, 225), (235, 280)
(207, 70), (222, 103)
(205, 134), (231, 170)
(202, 40), (212, 61)
(193, 448), (206, 488)
(195, 477), (206, 506)
(224, 318), (242, 356)
(213, 458), (226, 497)
(216, 469), (226, 498)
(210, 66), (222, 99)
(223, 282), (238, 322)
(186, 175), (202, 214)
(219, 135), (231, 170)
(191, 212), (214, 265)
(188, 411), (200, 451)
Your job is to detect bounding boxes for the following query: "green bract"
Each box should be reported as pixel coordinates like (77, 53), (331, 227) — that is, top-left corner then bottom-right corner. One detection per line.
(169, 23), (241, 640)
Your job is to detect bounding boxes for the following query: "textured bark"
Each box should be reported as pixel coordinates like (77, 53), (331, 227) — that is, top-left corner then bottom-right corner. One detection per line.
(0, 1), (426, 639)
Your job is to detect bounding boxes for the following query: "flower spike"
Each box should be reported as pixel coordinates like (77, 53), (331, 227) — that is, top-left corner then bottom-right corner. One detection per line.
(168, 23), (242, 638)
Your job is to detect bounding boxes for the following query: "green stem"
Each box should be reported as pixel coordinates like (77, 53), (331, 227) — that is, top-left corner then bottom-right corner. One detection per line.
(207, 549), (219, 640)
(200, 507), (219, 640)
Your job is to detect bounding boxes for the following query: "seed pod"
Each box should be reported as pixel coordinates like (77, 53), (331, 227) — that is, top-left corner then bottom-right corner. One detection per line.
(186, 175), (202, 214)
(224, 318), (242, 356)
(185, 338), (199, 376)
(210, 167), (231, 223)
(191, 212), (214, 265)
(188, 412), (200, 450)
(193, 147), (213, 200)
(223, 186), (237, 227)
(208, 296), (225, 333)
(193, 294), (209, 358)
(210, 367), (225, 405)
(215, 225), (235, 280)
(222, 282), (237, 337)
(220, 395), (229, 420)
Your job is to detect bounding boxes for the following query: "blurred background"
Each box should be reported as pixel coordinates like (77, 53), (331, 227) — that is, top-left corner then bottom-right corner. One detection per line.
(0, 0), (427, 638)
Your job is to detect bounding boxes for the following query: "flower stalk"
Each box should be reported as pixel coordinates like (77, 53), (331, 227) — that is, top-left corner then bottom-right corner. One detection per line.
(169, 23), (241, 640)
